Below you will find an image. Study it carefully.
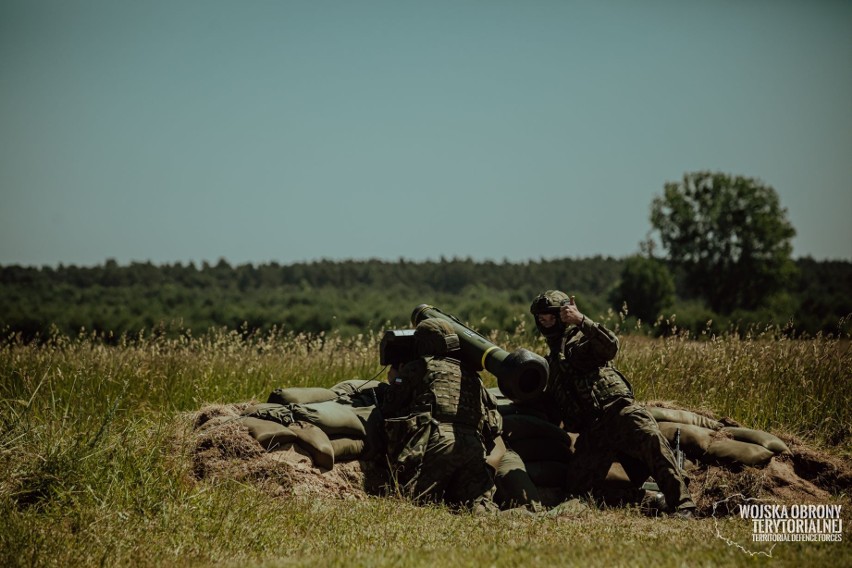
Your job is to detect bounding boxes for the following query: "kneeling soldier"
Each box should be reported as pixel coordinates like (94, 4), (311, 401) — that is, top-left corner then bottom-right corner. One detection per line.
(530, 290), (697, 517)
(381, 318), (500, 513)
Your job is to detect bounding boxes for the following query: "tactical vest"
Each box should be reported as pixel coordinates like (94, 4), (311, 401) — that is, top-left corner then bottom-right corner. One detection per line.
(548, 326), (633, 425)
(417, 357), (487, 430)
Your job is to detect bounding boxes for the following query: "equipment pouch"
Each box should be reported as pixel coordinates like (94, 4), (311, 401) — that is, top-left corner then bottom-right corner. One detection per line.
(384, 411), (434, 470)
(484, 408), (503, 440)
(591, 368), (632, 407)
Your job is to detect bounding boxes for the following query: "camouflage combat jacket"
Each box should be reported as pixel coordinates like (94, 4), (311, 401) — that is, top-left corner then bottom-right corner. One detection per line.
(545, 318), (633, 430)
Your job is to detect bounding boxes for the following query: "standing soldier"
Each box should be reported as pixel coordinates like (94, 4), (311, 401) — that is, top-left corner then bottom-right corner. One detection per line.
(381, 318), (500, 513)
(529, 290), (697, 518)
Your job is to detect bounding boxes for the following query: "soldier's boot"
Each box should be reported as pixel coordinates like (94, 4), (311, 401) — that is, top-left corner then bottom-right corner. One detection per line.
(640, 491), (667, 517)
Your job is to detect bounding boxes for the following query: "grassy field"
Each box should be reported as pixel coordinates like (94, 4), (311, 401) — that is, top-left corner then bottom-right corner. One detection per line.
(1, 326), (849, 567)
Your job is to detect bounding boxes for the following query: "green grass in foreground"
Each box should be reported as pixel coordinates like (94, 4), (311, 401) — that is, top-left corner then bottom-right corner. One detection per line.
(0, 327), (850, 566)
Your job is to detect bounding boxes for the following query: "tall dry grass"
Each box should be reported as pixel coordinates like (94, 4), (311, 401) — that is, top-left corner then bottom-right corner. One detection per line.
(1, 323), (849, 566)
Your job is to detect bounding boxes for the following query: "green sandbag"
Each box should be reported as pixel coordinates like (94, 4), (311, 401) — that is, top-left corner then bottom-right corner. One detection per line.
(494, 449), (542, 509)
(268, 387), (337, 405)
(290, 422), (335, 470)
(330, 379), (383, 397)
(721, 427), (790, 455)
(529, 460), (632, 491)
(291, 401), (366, 438)
(242, 402), (290, 418)
(486, 436), (507, 472)
(489, 387), (550, 420)
(501, 414), (574, 449)
(329, 437), (365, 461)
(243, 400), (367, 438)
(239, 417), (299, 451)
(509, 437), (573, 464)
(496, 403), (550, 421)
(657, 422), (714, 458)
(703, 438), (774, 467)
(488, 387), (509, 402)
(603, 462), (633, 489)
(524, 461), (569, 488)
(647, 406), (723, 431)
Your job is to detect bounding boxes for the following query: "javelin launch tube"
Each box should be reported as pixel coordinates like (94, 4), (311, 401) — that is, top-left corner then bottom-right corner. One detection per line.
(411, 304), (548, 403)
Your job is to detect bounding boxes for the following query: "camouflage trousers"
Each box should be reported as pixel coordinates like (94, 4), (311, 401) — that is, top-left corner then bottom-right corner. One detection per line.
(396, 423), (497, 514)
(566, 398), (695, 512)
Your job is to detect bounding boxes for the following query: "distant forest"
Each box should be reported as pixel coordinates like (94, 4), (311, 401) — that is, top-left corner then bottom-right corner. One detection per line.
(1, 257), (850, 341)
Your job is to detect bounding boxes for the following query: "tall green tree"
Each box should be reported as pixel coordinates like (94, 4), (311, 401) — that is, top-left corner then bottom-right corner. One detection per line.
(611, 255), (675, 322)
(650, 171), (796, 313)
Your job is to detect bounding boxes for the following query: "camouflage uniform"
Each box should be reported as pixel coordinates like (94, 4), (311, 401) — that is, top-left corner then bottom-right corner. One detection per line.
(530, 290), (695, 513)
(381, 319), (500, 513)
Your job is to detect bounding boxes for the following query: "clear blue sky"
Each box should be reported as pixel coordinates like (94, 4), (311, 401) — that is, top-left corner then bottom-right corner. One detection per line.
(2, 1), (850, 267)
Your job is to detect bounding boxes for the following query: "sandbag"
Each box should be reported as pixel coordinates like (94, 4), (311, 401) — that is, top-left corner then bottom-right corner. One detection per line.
(501, 405), (549, 420)
(488, 387), (510, 403)
(525, 461), (569, 488)
(242, 404), (303, 436)
(509, 437), (573, 464)
(245, 400), (367, 439)
(268, 387), (337, 405)
(703, 438), (774, 467)
(290, 422), (335, 470)
(242, 402), (290, 418)
(721, 427), (790, 455)
(239, 417), (299, 451)
(501, 414), (573, 450)
(486, 436), (507, 472)
(657, 422), (714, 458)
(590, 463), (644, 506)
(291, 401), (367, 438)
(603, 462), (633, 489)
(330, 379), (383, 397)
(647, 406), (723, 430)
(494, 449), (541, 509)
(348, 402), (381, 424)
(329, 437), (365, 461)
(490, 389), (547, 418)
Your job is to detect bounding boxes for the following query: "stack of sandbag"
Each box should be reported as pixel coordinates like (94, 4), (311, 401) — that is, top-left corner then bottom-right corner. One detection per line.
(493, 448), (544, 510)
(489, 388), (792, 508)
(235, 379), (386, 470)
(488, 388), (571, 508)
(492, 411), (635, 506)
(647, 406), (790, 467)
(501, 414), (575, 485)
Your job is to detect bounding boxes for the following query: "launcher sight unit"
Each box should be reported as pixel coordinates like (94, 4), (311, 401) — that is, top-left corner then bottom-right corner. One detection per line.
(379, 329), (417, 367)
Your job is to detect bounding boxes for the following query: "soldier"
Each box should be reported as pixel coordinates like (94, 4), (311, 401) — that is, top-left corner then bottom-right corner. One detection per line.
(529, 290), (697, 518)
(381, 318), (500, 513)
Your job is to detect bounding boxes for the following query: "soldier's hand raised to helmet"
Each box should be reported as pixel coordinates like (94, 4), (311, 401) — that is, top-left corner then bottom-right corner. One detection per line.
(560, 296), (585, 326)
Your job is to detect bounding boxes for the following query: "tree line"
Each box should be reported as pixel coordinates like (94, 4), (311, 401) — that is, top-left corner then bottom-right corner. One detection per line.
(1, 255), (849, 342)
(3, 172), (849, 341)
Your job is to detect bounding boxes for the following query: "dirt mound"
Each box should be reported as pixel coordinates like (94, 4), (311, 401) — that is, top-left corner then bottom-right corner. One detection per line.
(685, 439), (851, 516)
(691, 459), (831, 516)
(778, 434), (852, 494)
(189, 403), (380, 501)
(185, 403), (851, 516)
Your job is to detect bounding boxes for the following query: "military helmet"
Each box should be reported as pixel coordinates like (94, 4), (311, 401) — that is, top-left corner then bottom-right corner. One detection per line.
(414, 318), (460, 356)
(530, 290), (569, 338)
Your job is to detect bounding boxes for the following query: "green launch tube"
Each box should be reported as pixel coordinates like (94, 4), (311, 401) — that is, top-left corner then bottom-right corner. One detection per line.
(411, 304), (548, 403)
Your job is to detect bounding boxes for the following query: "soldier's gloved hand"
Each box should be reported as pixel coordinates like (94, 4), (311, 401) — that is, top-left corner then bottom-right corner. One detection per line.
(560, 295), (585, 326)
